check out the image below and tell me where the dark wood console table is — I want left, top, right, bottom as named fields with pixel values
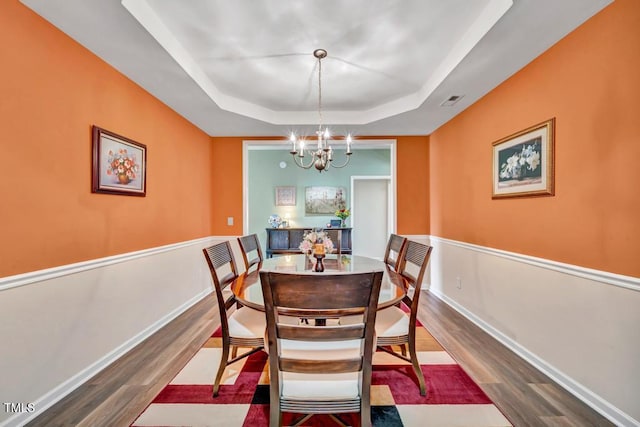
left=265, top=227, right=352, bottom=258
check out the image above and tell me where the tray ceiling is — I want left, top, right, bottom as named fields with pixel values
left=21, top=0, right=612, bottom=136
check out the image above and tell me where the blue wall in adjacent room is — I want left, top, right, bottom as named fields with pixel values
left=247, top=148, right=391, bottom=250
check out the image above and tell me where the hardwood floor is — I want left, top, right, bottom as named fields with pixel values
left=26, top=291, right=614, bottom=427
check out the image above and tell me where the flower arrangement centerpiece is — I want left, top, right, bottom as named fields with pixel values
left=299, top=229, right=335, bottom=255
left=106, top=148, right=139, bottom=185
left=335, top=208, right=351, bottom=227
left=499, top=142, right=541, bottom=181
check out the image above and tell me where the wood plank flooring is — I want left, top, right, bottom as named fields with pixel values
left=25, top=291, right=614, bottom=427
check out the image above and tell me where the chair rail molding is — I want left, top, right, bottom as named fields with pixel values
left=0, top=236, right=245, bottom=292
left=428, top=236, right=639, bottom=292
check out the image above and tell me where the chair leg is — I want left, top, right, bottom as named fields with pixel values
left=269, top=404, right=282, bottom=427
left=400, top=343, right=407, bottom=357
left=213, top=341, right=230, bottom=397
left=408, top=340, right=426, bottom=397
left=231, top=345, right=238, bottom=359
left=360, top=402, right=372, bottom=427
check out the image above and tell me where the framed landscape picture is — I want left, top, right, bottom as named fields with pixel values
left=92, top=126, right=147, bottom=196
left=492, top=118, right=555, bottom=199
left=305, top=186, right=346, bottom=215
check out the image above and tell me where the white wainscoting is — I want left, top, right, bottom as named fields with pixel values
left=0, top=236, right=241, bottom=427
left=427, top=236, right=640, bottom=427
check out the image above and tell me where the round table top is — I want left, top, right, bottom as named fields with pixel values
left=230, top=254, right=407, bottom=311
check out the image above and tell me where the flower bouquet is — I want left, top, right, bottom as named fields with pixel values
left=335, top=208, right=350, bottom=227
left=499, top=142, right=541, bottom=180
left=106, top=149, right=139, bottom=185
left=299, top=229, right=335, bottom=255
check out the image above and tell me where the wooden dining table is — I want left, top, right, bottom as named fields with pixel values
left=230, top=254, right=407, bottom=312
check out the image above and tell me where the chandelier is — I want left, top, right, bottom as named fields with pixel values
left=289, top=49, right=353, bottom=172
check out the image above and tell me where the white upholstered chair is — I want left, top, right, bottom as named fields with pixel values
left=375, top=241, right=433, bottom=396
left=203, top=241, right=266, bottom=397
left=260, top=270, right=383, bottom=427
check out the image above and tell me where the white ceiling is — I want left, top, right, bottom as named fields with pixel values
left=21, top=0, right=611, bottom=137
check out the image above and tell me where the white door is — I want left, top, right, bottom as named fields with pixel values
left=351, top=177, right=390, bottom=259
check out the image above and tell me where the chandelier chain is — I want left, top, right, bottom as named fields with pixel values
left=317, top=54, right=323, bottom=133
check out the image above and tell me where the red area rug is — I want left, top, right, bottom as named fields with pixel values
left=132, top=322, right=511, bottom=426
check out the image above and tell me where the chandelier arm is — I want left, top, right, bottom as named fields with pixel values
left=327, top=153, right=352, bottom=169
left=290, top=152, right=317, bottom=169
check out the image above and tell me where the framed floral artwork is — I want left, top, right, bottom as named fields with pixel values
left=492, top=118, right=555, bottom=199
left=92, top=125, right=147, bottom=196
left=275, top=186, right=296, bottom=206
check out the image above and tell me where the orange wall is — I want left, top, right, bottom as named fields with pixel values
left=210, top=136, right=430, bottom=236
left=430, top=0, right=640, bottom=277
left=0, top=2, right=213, bottom=277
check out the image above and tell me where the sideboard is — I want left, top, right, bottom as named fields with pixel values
left=265, top=227, right=352, bottom=258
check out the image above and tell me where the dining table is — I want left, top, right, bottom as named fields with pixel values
left=230, top=253, right=408, bottom=314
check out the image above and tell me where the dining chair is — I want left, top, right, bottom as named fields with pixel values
left=203, top=241, right=266, bottom=397
left=324, top=228, right=342, bottom=254
left=260, top=270, right=383, bottom=427
left=376, top=240, right=433, bottom=396
left=383, top=233, right=407, bottom=271
left=238, top=233, right=264, bottom=272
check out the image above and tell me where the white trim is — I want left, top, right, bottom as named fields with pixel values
left=242, top=138, right=396, bottom=235
left=0, top=289, right=211, bottom=427
left=429, top=236, right=640, bottom=292
left=404, top=234, right=430, bottom=243
left=430, top=289, right=639, bottom=427
left=0, top=236, right=217, bottom=292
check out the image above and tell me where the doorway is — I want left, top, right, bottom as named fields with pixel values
left=242, top=140, right=397, bottom=254
left=351, top=176, right=393, bottom=259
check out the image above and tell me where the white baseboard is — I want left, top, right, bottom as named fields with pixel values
left=430, top=288, right=639, bottom=427
left=1, top=289, right=210, bottom=427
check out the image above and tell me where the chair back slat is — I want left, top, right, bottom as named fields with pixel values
left=280, top=358, right=362, bottom=374
left=384, top=233, right=407, bottom=270
left=397, top=241, right=433, bottom=303
left=277, top=324, right=365, bottom=341
left=204, top=242, right=236, bottom=272
left=202, top=241, right=239, bottom=317
left=237, top=234, right=264, bottom=271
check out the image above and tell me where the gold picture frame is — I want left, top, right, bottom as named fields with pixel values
left=492, top=118, right=555, bottom=199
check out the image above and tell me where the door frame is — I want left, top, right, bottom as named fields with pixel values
left=242, top=139, right=397, bottom=235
